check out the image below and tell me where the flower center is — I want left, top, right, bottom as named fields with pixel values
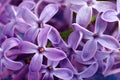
left=39, top=23, right=43, bottom=28
left=38, top=47, right=44, bottom=53
left=93, top=33, right=99, bottom=38
left=47, top=66, right=53, bottom=71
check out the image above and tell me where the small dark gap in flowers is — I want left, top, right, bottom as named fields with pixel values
left=10, top=0, right=23, bottom=6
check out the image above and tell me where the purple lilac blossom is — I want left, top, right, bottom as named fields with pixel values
left=0, top=0, right=120, bottom=80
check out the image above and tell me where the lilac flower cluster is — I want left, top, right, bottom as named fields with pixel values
left=0, top=0, right=120, bottom=80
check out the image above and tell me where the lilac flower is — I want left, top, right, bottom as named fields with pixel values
left=95, top=50, right=120, bottom=76
left=40, top=60, right=73, bottom=80
left=101, top=0, right=120, bottom=40
left=72, top=13, right=119, bottom=61
left=0, top=38, right=23, bottom=74
left=19, top=27, right=66, bottom=80
left=21, top=3, right=58, bottom=42
left=3, top=1, right=35, bottom=37
left=71, top=0, right=115, bottom=27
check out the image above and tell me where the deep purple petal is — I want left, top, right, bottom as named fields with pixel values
left=101, top=9, right=118, bottom=22
left=19, top=1, right=35, bottom=10
left=97, top=35, right=120, bottom=50
left=29, top=53, right=42, bottom=72
left=44, top=48, right=66, bottom=61
left=24, top=27, right=39, bottom=43
left=3, top=56, right=23, bottom=70
left=82, top=39, right=97, bottom=61
left=21, top=8, right=38, bottom=27
left=72, top=23, right=93, bottom=39
left=68, top=31, right=83, bottom=49
left=1, top=38, right=19, bottom=52
left=39, top=4, right=58, bottom=23
left=94, top=1, right=116, bottom=12
left=53, top=68, right=73, bottom=80
left=94, top=13, right=107, bottom=34
left=19, top=41, right=38, bottom=53
left=42, top=73, right=53, bottom=80
left=37, top=26, right=51, bottom=47
left=76, top=6, right=92, bottom=27
left=79, top=62, right=98, bottom=78
left=48, top=26, right=61, bottom=44
left=28, top=71, right=40, bottom=80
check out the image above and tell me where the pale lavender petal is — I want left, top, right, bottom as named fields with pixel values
left=70, top=0, right=86, bottom=5
left=19, top=41, right=38, bottom=53
left=82, top=39, right=97, bottom=61
left=95, top=51, right=109, bottom=60
left=24, top=27, right=39, bottom=43
left=72, top=23, right=93, bottom=39
left=117, top=0, right=120, bottom=13
left=1, top=38, right=19, bottom=52
left=103, top=56, right=114, bottom=74
left=29, top=54, right=43, bottom=72
left=39, top=4, right=58, bottom=23
left=37, top=26, right=51, bottom=47
left=94, top=1, right=116, bottom=12
left=28, top=71, right=40, bottom=80
left=53, top=68, right=73, bottom=80
left=21, top=8, right=38, bottom=27
left=79, top=62, right=98, bottom=78
left=76, top=6, right=92, bottom=27
left=42, top=73, right=53, bottom=80
left=19, top=1, right=35, bottom=10
left=3, top=21, right=15, bottom=37
left=44, top=48, right=66, bottom=61
left=97, top=35, right=120, bottom=50
left=101, top=9, right=118, bottom=22
left=47, top=60, right=59, bottom=68
left=15, top=21, right=30, bottom=33
left=94, top=13, right=107, bottom=34
left=3, top=56, right=23, bottom=70
left=68, top=31, right=82, bottom=49
left=48, top=26, right=61, bottom=44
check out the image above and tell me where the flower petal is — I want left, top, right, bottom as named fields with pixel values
left=19, top=1, right=35, bottom=10
left=39, top=4, right=58, bottom=23
left=76, top=6, right=92, bottom=27
left=103, top=56, right=114, bottom=75
left=68, top=31, right=83, bottom=49
left=44, top=48, right=66, bottom=61
left=81, top=39, right=97, bottom=61
left=29, top=54, right=43, bottom=72
left=19, top=41, right=38, bottom=54
left=94, top=13, right=107, bottom=34
left=117, top=0, right=120, bottom=13
left=53, top=68, right=73, bottom=80
left=47, top=60, right=59, bottom=68
left=101, top=9, right=118, bottom=22
left=3, top=56, right=23, bottom=70
left=48, top=26, right=61, bottom=44
left=28, top=71, right=40, bottom=80
left=42, top=73, right=53, bottom=80
left=3, top=21, right=15, bottom=37
left=24, top=27, right=39, bottom=43
left=97, top=35, right=120, bottom=50
left=94, top=1, right=116, bottom=12
left=21, top=8, right=38, bottom=27
left=79, top=62, right=98, bottom=78
left=72, top=23, right=93, bottom=39
left=37, top=26, right=51, bottom=47
left=1, top=38, right=19, bottom=52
